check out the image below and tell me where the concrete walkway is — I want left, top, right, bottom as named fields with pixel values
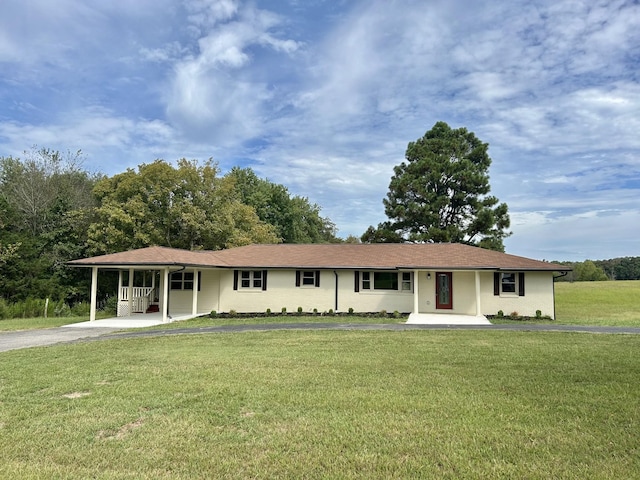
left=2, top=322, right=640, bottom=353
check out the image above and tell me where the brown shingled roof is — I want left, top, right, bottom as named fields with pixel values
left=69, top=244, right=569, bottom=271
left=68, top=246, right=227, bottom=267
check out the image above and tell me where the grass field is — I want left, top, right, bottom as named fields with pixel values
left=554, top=280, right=640, bottom=326
left=1, top=330, right=638, bottom=478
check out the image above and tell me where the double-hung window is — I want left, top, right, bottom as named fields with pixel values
left=241, top=270, right=263, bottom=289
left=296, top=270, right=320, bottom=287
left=233, top=270, right=267, bottom=291
left=171, top=272, right=194, bottom=290
left=501, top=273, right=517, bottom=293
left=494, top=272, right=525, bottom=296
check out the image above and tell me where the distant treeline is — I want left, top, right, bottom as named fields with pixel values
left=554, top=257, right=640, bottom=282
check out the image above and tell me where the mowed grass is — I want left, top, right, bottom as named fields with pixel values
left=0, top=315, right=95, bottom=331
left=555, top=280, right=640, bottom=326
left=1, top=330, right=638, bottom=478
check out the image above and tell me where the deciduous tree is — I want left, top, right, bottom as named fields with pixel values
left=87, top=159, right=279, bottom=254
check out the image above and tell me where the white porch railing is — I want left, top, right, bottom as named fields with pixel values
left=118, top=287, right=155, bottom=316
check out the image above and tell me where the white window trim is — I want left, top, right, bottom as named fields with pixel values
left=499, top=272, right=518, bottom=296
left=240, top=270, right=263, bottom=289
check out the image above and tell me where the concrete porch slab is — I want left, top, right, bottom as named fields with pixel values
left=63, top=312, right=204, bottom=329
left=406, top=313, right=492, bottom=325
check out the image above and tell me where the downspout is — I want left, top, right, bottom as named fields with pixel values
left=334, top=270, right=339, bottom=312
left=552, top=271, right=568, bottom=320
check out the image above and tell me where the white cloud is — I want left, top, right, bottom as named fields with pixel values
left=0, top=0, right=639, bottom=259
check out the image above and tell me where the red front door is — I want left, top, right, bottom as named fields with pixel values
left=435, top=272, right=453, bottom=309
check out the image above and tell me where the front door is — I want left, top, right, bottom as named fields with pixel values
left=435, top=272, right=453, bottom=309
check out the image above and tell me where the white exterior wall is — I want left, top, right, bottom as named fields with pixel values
left=161, top=268, right=556, bottom=318
left=480, top=271, right=555, bottom=318
left=165, top=269, right=220, bottom=315
left=219, top=269, right=414, bottom=313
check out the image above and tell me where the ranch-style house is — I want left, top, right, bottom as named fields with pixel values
left=69, top=243, right=570, bottom=324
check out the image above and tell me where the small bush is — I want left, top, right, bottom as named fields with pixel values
left=297, top=306, right=303, bottom=314
left=210, top=310, right=218, bottom=318
left=327, top=309, right=334, bottom=316
left=497, top=310, right=504, bottom=318
left=535, top=309, right=542, bottom=319
left=266, top=308, right=271, bottom=315
left=103, top=296, right=118, bottom=316
left=348, top=307, right=354, bottom=314
left=229, top=309, right=237, bottom=317
left=393, top=310, right=401, bottom=318
left=379, top=310, right=388, bottom=317
left=510, top=311, right=520, bottom=319
left=281, top=307, right=287, bottom=314
left=313, top=308, right=318, bottom=315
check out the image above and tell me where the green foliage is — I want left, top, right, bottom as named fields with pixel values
left=0, top=297, right=90, bottom=320
left=348, top=307, right=354, bottom=314
left=362, top=121, right=511, bottom=251
left=535, top=310, right=542, bottom=319
left=497, top=310, right=504, bottom=318
left=594, top=256, right=640, bottom=280
left=556, top=260, right=609, bottom=282
left=281, top=307, right=287, bottom=314
left=266, top=308, right=272, bottom=315
left=0, top=148, right=100, bottom=303
left=297, top=306, right=303, bottom=314
left=210, top=310, right=218, bottom=318
left=87, top=159, right=279, bottom=254
left=227, top=167, right=338, bottom=243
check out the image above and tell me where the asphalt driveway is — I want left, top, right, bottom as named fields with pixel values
left=2, top=322, right=640, bottom=353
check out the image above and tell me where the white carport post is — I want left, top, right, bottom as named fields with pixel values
left=128, top=268, right=134, bottom=316
left=162, top=267, right=169, bottom=323
left=413, top=269, right=420, bottom=314
left=192, top=269, right=199, bottom=316
left=89, top=266, right=98, bottom=322
left=475, top=271, right=482, bottom=316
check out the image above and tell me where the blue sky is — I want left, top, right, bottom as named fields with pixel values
left=1, top=0, right=639, bottom=261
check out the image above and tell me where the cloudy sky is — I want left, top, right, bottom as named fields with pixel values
left=1, top=0, right=639, bottom=261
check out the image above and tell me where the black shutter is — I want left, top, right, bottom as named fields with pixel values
left=295, top=270, right=301, bottom=287
left=518, top=272, right=525, bottom=296
left=315, top=270, right=321, bottom=287
left=262, top=270, right=268, bottom=291
left=233, top=270, right=238, bottom=290
left=354, top=271, right=360, bottom=292
left=494, top=272, right=500, bottom=296
left=198, top=271, right=201, bottom=292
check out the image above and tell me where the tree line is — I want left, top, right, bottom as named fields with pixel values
left=554, top=258, right=640, bottom=282
left=0, top=148, right=338, bottom=304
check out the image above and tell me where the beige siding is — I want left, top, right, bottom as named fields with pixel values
left=197, top=269, right=220, bottom=313
left=220, top=269, right=414, bottom=314
left=480, top=271, right=555, bottom=318
left=205, top=268, right=556, bottom=318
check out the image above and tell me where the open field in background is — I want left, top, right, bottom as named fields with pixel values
left=1, top=330, right=639, bottom=479
left=0, top=280, right=639, bottom=331
left=554, top=280, right=640, bottom=326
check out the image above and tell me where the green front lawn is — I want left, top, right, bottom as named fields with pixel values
left=1, top=330, right=638, bottom=478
